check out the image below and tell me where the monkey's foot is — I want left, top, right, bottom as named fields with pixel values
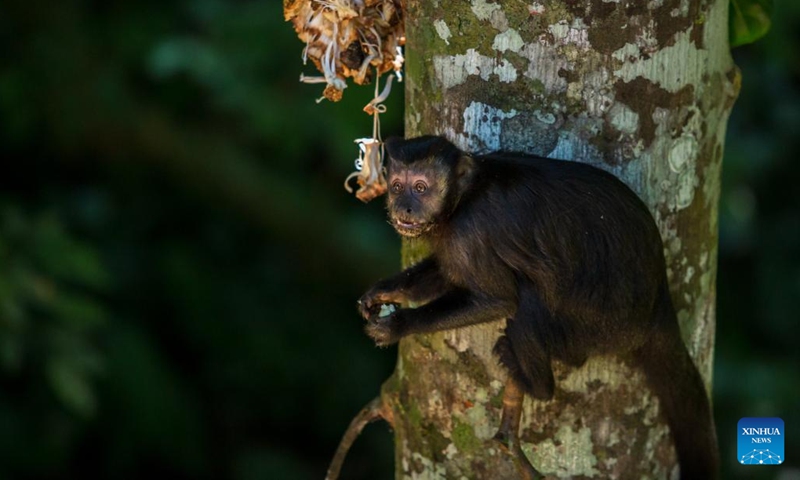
left=494, top=378, right=541, bottom=480
left=493, top=430, right=540, bottom=480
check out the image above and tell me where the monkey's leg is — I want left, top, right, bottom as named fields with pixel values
left=502, top=283, right=558, bottom=400
left=493, top=377, right=540, bottom=480
left=503, top=317, right=556, bottom=401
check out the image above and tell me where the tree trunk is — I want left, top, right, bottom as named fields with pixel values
left=379, top=0, right=739, bottom=478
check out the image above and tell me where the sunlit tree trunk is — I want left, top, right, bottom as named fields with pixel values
left=380, top=0, right=739, bottom=477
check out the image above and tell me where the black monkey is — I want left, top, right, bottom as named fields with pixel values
left=358, top=135, right=719, bottom=479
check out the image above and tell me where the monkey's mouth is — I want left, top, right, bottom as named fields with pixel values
left=391, top=219, right=432, bottom=237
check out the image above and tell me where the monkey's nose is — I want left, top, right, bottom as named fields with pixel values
left=406, top=208, right=412, bottom=214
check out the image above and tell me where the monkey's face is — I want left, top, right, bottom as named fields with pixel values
left=386, top=161, right=450, bottom=238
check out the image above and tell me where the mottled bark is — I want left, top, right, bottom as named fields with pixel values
left=378, top=0, right=739, bottom=478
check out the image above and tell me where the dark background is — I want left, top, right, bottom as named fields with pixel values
left=0, top=1, right=797, bottom=479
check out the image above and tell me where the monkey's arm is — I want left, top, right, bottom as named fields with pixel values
left=365, top=288, right=514, bottom=346
left=358, top=257, right=449, bottom=318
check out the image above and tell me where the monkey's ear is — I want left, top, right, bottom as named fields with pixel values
left=456, top=154, right=476, bottom=193
left=384, top=136, right=404, bottom=161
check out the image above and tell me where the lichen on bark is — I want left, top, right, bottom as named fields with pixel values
left=382, top=0, right=738, bottom=478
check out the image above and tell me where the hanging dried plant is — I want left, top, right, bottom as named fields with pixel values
left=342, top=73, right=395, bottom=202
left=344, top=138, right=386, bottom=202
left=284, top=0, right=405, bottom=102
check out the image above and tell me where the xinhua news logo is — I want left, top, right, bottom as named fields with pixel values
left=738, top=417, right=784, bottom=465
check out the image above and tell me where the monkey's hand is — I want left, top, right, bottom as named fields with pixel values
left=364, top=310, right=406, bottom=347
left=357, top=285, right=405, bottom=320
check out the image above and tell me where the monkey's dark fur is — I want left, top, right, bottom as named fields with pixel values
left=359, top=135, right=719, bottom=479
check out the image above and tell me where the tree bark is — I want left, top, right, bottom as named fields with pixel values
left=379, top=0, right=739, bottom=478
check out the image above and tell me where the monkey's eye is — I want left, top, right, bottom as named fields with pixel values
left=391, top=181, right=404, bottom=194
left=413, top=181, right=428, bottom=194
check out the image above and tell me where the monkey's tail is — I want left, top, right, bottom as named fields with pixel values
left=633, top=283, right=719, bottom=480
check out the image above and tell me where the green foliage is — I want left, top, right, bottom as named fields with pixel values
left=730, top=0, right=773, bottom=47
left=0, top=1, right=399, bottom=478
left=0, top=205, right=108, bottom=418
left=716, top=4, right=800, bottom=475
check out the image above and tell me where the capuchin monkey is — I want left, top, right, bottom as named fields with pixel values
left=358, top=135, right=719, bottom=479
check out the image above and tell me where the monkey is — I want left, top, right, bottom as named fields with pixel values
left=357, top=135, right=719, bottom=479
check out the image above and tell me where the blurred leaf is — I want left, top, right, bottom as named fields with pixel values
left=0, top=202, right=108, bottom=423
left=148, top=37, right=234, bottom=91
left=33, top=217, right=110, bottom=290
left=46, top=359, right=97, bottom=417
left=103, top=324, right=206, bottom=474
left=50, top=292, right=107, bottom=330
left=0, top=335, right=23, bottom=373
left=0, top=274, right=25, bottom=330
left=0, top=70, right=38, bottom=145
left=730, top=0, right=773, bottom=47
